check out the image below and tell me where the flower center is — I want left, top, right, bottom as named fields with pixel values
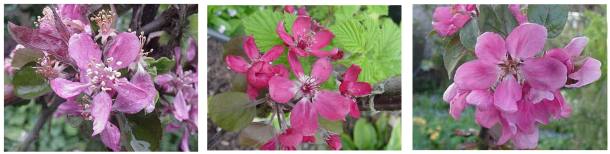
left=295, top=32, right=315, bottom=51
left=90, top=9, right=115, bottom=35
left=86, top=57, right=122, bottom=91
left=299, top=76, right=319, bottom=97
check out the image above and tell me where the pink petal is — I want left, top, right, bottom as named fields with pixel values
left=506, top=23, right=547, bottom=59
left=454, top=60, right=498, bottom=90
left=313, top=91, right=351, bottom=121
left=104, top=32, right=141, bottom=69
left=311, top=48, right=339, bottom=58
left=508, top=5, right=528, bottom=25
left=521, top=57, right=567, bottom=91
left=311, top=58, right=332, bottom=84
left=475, top=108, right=499, bottom=128
left=180, top=127, right=190, bottom=151
left=513, top=128, right=539, bottom=149
left=493, top=75, right=521, bottom=113
left=348, top=101, right=361, bottom=118
left=475, top=32, right=507, bottom=64
left=340, top=81, right=372, bottom=97
left=58, top=4, right=89, bottom=23
left=277, top=21, right=294, bottom=46
left=311, top=29, right=334, bottom=49
left=114, top=70, right=156, bottom=114
left=290, top=99, right=319, bottom=136
left=261, top=45, right=284, bottom=62
left=326, top=134, right=342, bottom=150
left=268, top=76, right=296, bottom=103
left=450, top=13, right=471, bottom=28
left=288, top=49, right=304, bottom=78
left=113, top=80, right=149, bottom=108
left=526, top=88, right=554, bottom=103
left=291, top=16, right=313, bottom=39
left=243, top=36, right=261, bottom=61
left=246, top=84, right=260, bottom=100
left=68, top=33, right=102, bottom=69
left=173, top=90, right=190, bottom=121
left=545, top=48, right=573, bottom=73
left=449, top=92, right=468, bottom=119
left=247, top=62, right=274, bottom=89
left=225, top=55, right=250, bottom=73
left=564, top=37, right=588, bottom=57
left=8, top=22, right=68, bottom=58
left=92, top=92, right=112, bottom=136
left=297, top=6, right=309, bottom=16
left=443, top=83, right=458, bottom=102
left=433, top=21, right=458, bottom=36
left=50, top=78, right=89, bottom=99
left=55, top=98, right=83, bottom=117
left=100, top=123, right=121, bottom=151
left=432, top=7, right=452, bottom=24
left=566, top=57, right=601, bottom=88
left=466, top=89, right=493, bottom=109
left=154, top=73, right=175, bottom=92
left=186, top=37, right=197, bottom=62
left=278, top=128, right=304, bottom=149
left=497, top=118, right=517, bottom=145
left=342, top=64, right=362, bottom=82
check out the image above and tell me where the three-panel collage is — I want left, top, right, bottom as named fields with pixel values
left=0, top=0, right=608, bottom=153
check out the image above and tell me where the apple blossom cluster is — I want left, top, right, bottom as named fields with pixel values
left=432, top=4, right=477, bottom=36
left=224, top=6, right=372, bottom=150
left=436, top=5, right=602, bottom=149
left=7, top=4, right=196, bottom=151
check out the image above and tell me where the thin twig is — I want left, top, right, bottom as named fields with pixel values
left=17, top=96, right=62, bottom=151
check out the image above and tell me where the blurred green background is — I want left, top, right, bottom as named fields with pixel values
left=413, top=5, right=607, bottom=150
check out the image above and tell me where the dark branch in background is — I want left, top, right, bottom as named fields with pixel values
left=141, top=4, right=197, bottom=35
left=357, top=76, right=401, bottom=111
left=17, top=96, right=62, bottom=151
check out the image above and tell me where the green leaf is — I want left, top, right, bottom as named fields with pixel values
left=442, top=37, right=468, bottom=79
left=459, top=18, right=480, bottom=51
left=335, top=18, right=401, bottom=84
left=478, top=5, right=518, bottom=37
left=365, top=6, right=388, bottom=18
left=209, top=92, right=256, bottom=131
left=144, top=57, right=175, bottom=74
left=385, top=120, right=401, bottom=150
left=242, top=9, right=295, bottom=52
left=375, top=112, right=390, bottom=148
left=334, top=5, right=361, bottom=23
left=126, top=111, right=163, bottom=151
left=11, top=47, right=44, bottom=69
left=353, top=118, right=378, bottom=150
left=527, top=5, right=568, bottom=38
left=12, top=63, right=51, bottom=99
left=237, top=122, right=275, bottom=148
left=340, top=133, right=356, bottom=150
left=319, top=117, right=343, bottom=134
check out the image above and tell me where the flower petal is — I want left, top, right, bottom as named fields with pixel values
left=348, top=101, right=360, bottom=118
left=173, top=90, right=190, bottom=121
left=278, top=128, right=304, bottom=149
left=268, top=76, right=296, bottom=103
left=506, top=23, right=547, bottom=59
left=50, top=78, right=89, bottom=98
left=475, top=32, right=507, bottom=64
left=113, top=70, right=156, bottom=114
left=497, top=118, right=517, bottom=145
left=186, top=37, right=197, bottom=62
left=493, top=75, right=521, bottom=113
left=311, top=29, right=334, bottom=49
left=513, top=128, right=539, bottom=149
left=314, top=91, right=351, bottom=121
left=342, top=64, right=362, bottom=82
left=261, top=45, right=284, bottom=62
left=521, top=57, right=567, bottom=91
left=311, top=58, right=332, bottom=84
left=225, top=55, right=249, bottom=73
left=311, top=48, right=339, bottom=58
left=8, top=22, right=68, bottom=58
left=566, top=57, right=601, bottom=88
left=564, top=37, right=588, bottom=57
left=340, top=81, right=372, bottom=97
left=466, top=89, right=493, bottom=109
left=100, top=123, right=121, bottom=151
left=55, top=98, right=83, bottom=117
left=92, top=92, right=112, bottom=136
left=454, top=60, right=498, bottom=90
left=243, top=36, right=261, bottom=61
left=449, top=92, right=468, bottom=119
left=246, top=84, right=260, bottom=100
left=154, top=73, right=175, bottom=92
left=247, top=62, right=274, bottom=89
left=475, top=108, right=500, bottom=128
left=526, top=88, right=554, bottom=103
left=288, top=49, right=304, bottom=78
left=180, top=127, right=190, bottom=151
left=290, top=99, right=319, bottom=136
left=432, top=7, right=452, bottom=24
left=291, top=16, right=312, bottom=39
left=508, top=4, right=528, bottom=25
left=326, top=134, right=342, bottom=150
left=277, top=21, right=294, bottom=46
left=104, top=32, right=141, bottom=69
left=68, top=33, right=102, bottom=69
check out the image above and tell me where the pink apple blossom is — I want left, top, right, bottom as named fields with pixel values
left=545, top=37, right=602, bottom=88
left=284, top=6, right=309, bottom=16
left=268, top=51, right=351, bottom=135
left=508, top=4, right=528, bottom=25
left=339, top=64, right=372, bottom=118
left=225, top=36, right=288, bottom=99
left=325, top=134, right=342, bottom=150
left=432, top=4, right=477, bottom=36
left=277, top=16, right=338, bottom=57
left=260, top=128, right=315, bottom=150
